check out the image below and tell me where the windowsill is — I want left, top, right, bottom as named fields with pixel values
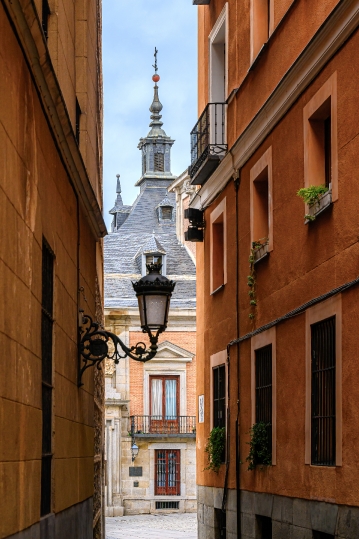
left=210, top=283, right=225, bottom=296
left=305, top=189, right=332, bottom=224
left=253, top=243, right=269, bottom=264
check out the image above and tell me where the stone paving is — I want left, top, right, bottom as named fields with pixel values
left=106, top=513, right=198, bottom=539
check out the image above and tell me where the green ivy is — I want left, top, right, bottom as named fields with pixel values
left=247, top=238, right=268, bottom=320
left=204, top=427, right=226, bottom=473
left=246, top=422, right=272, bottom=471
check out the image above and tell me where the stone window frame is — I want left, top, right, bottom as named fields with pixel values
left=251, top=326, right=277, bottom=465
left=303, top=72, right=338, bottom=203
left=250, top=146, right=273, bottom=254
left=210, top=350, right=228, bottom=431
left=148, top=442, right=188, bottom=499
left=143, top=361, right=189, bottom=418
left=305, top=294, right=342, bottom=466
left=210, top=197, right=227, bottom=295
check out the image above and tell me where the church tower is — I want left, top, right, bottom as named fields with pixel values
left=137, top=48, right=175, bottom=185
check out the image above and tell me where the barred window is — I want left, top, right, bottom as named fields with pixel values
left=213, top=365, right=225, bottom=429
left=311, top=316, right=336, bottom=466
left=41, top=239, right=54, bottom=516
left=255, top=344, right=272, bottom=452
left=155, top=450, right=180, bottom=495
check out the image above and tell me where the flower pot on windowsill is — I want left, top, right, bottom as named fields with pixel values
left=305, top=189, right=332, bottom=224
left=253, top=242, right=269, bottom=264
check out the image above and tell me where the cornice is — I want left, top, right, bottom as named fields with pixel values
left=191, top=0, right=359, bottom=210
left=2, top=0, right=107, bottom=239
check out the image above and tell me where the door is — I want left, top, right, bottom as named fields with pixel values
left=155, top=449, right=180, bottom=495
left=150, top=376, right=179, bottom=433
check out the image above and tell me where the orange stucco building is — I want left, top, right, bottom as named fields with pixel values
left=191, top=1, right=359, bottom=538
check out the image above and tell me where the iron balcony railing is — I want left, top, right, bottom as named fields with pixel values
left=189, top=102, right=227, bottom=185
left=130, top=415, right=196, bottom=436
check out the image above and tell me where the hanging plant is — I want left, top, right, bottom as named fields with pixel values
left=204, top=426, right=226, bottom=473
left=247, top=238, right=268, bottom=320
left=297, top=185, right=329, bottom=222
left=246, top=422, right=272, bottom=471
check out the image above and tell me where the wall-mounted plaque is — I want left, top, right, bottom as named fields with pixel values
left=129, top=467, right=143, bottom=477
left=198, top=394, right=204, bottom=423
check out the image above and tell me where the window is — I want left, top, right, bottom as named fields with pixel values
left=250, top=147, right=273, bottom=256
left=75, top=98, right=81, bottom=145
left=42, top=0, right=50, bottom=40
left=255, top=344, right=272, bottom=455
left=142, top=153, right=147, bottom=175
left=154, top=153, right=164, bottom=172
left=303, top=72, right=338, bottom=201
left=156, top=501, right=179, bottom=510
left=251, top=0, right=273, bottom=63
left=41, top=240, right=54, bottom=516
left=213, top=365, right=226, bottom=428
left=256, top=515, right=272, bottom=539
left=214, top=508, right=226, bottom=539
left=251, top=327, right=276, bottom=464
left=210, top=198, right=227, bottom=294
left=161, top=207, right=172, bottom=220
left=311, top=317, right=336, bottom=466
left=146, top=254, right=162, bottom=268
left=305, top=295, right=342, bottom=466
left=150, top=375, right=179, bottom=433
left=312, top=532, right=334, bottom=539
left=155, top=450, right=180, bottom=495
left=209, top=4, right=227, bottom=103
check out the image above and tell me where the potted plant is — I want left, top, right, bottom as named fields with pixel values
left=246, top=422, right=272, bottom=471
left=204, top=426, right=226, bottom=473
left=297, top=184, right=331, bottom=222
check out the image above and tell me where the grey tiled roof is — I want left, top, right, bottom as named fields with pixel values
left=104, top=179, right=196, bottom=310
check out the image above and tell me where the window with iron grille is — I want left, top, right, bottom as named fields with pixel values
left=41, top=240, right=54, bottom=516
left=311, top=316, right=336, bottom=466
left=154, top=153, right=164, bottom=172
left=255, top=344, right=272, bottom=452
left=155, top=501, right=179, bottom=510
left=213, top=365, right=225, bottom=429
left=155, top=450, right=180, bottom=495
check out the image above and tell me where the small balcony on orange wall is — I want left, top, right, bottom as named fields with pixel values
left=129, top=415, right=196, bottom=438
left=189, top=102, right=227, bottom=186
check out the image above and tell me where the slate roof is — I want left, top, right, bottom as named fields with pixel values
left=104, top=180, right=196, bottom=310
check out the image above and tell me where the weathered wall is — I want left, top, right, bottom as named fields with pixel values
left=0, top=0, right=103, bottom=535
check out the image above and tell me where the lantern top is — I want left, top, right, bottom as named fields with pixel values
left=132, top=264, right=175, bottom=295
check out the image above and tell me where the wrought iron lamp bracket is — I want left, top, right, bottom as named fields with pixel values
left=78, top=311, right=160, bottom=386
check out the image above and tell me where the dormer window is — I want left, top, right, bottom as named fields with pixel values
left=161, top=207, right=172, bottom=220
left=146, top=254, right=163, bottom=269
left=143, top=253, right=166, bottom=276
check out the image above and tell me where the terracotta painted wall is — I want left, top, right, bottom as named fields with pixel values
left=196, top=0, right=359, bottom=508
left=0, top=0, right=102, bottom=536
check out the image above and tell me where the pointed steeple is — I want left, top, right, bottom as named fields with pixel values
left=115, top=174, right=123, bottom=206
left=137, top=48, right=175, bottom=186
left=109, top=174, right=131, bottom=232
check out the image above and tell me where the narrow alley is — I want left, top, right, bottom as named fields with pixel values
left=106, top=513, right=198, bottom=539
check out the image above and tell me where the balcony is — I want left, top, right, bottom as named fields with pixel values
left=189, top=102, right=227, bottom=186
left=130, top=415, right=196, bottom=438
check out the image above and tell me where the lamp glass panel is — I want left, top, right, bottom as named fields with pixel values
left=142, top=294, right=168, bottom=328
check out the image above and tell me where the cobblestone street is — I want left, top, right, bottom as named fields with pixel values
left=106, top=513, right=198, bottom=539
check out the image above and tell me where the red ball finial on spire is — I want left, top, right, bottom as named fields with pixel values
left=152, top=74, right=160, bottom=83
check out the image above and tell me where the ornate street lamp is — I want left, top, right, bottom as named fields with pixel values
left=78, top=263, right=175, bottom=386
left=131, top=442, right=139, bottom=462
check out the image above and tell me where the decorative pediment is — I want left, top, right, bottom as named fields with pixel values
left=153, top=340, right=194, bottom=362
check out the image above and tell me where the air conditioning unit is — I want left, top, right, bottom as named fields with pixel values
left=185, top=227, right=204, bottom=243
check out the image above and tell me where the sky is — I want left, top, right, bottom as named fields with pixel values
left=102, top=1, right=198, bottom=230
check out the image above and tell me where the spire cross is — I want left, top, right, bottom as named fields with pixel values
left=152, top=47, right=158, bottom=73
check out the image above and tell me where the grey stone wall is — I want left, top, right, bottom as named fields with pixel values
left=197, top=486, right=237, bottom=539
left=240, top=490, right=359, bottom=538
left=6, top=498, right=93, bottom=539
left=197, top=488, right=359, bottom=539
